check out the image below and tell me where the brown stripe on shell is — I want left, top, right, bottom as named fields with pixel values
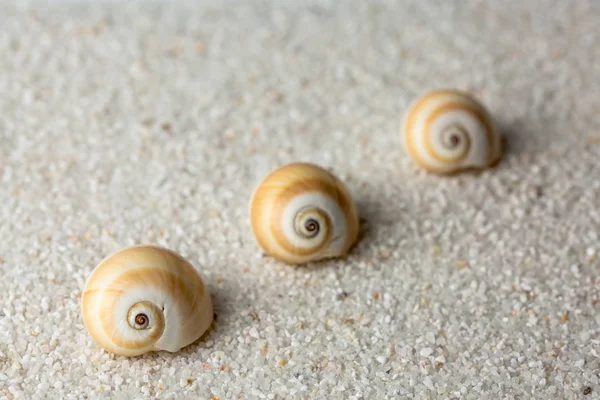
left=403, top=90, right=498, bottom=174
left=269, top=179, right=334, bottom=257
left=249, top=163, right=359, bottom=263
left=422, top=103, right=476, bottom=163
left=97, top=268, right=180, bottom=351
left=403, top=91, right=443, bottom=172
left=81, top=246, right=209, bottom=356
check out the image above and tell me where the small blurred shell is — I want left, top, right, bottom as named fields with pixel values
left=81, top=245, right=213, bottom=357
left=402, top=89, right=501, bottom=174
left=249, top=163, right=360, bottom=264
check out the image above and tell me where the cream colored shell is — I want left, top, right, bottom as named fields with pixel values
left=402, top=89, right=501, bottom=174
left=249, top=163, right=360, bottom=264
left=81, top=245, right=213, bottom=357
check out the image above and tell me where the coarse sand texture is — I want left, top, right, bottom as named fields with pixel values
left=1, top=1, right=600, bottom=399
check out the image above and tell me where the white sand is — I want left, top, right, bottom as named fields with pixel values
left=1, top=0, right=600, bottom=398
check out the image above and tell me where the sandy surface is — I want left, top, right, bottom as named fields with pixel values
left=1, top=0, right=600, bottom=399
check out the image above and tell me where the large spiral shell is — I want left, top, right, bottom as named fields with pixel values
left=81, top=245, right=213, bottom=357
left=402, top=89, right=501, bottom=174
left=249, top=163, right=360, bottom=264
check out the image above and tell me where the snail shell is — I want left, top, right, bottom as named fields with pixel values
left=249, top=162, right=360, bottom=264
left=81, top=245, right=213, bottom=357
left=402, top=89, right=501, bottom=174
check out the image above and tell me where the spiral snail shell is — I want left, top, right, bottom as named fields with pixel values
left=402, top=89, right=501, bottom=174
left=81, top=245, right=213, bottom=357
left=249, top=162, right=360, bottom=264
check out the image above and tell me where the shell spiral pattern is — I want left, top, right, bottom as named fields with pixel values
left=81, top=245, right=213, bottom=357
left=402, top=89, right=501, bottom=174
left=249, top=163, right=360, bottom=264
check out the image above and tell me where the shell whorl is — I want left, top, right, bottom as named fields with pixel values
left=402, top=89, right=501, bottom=174
left=249, top=163, right=360, bottom=264
left=81, top=245, right=213, bottom=357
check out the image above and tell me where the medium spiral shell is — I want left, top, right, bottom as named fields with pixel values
left=81, top=245, right=213, bottom=357
left=249, top=163, right=360, bottom=264
left=402, top=89, right=501, bottom=174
